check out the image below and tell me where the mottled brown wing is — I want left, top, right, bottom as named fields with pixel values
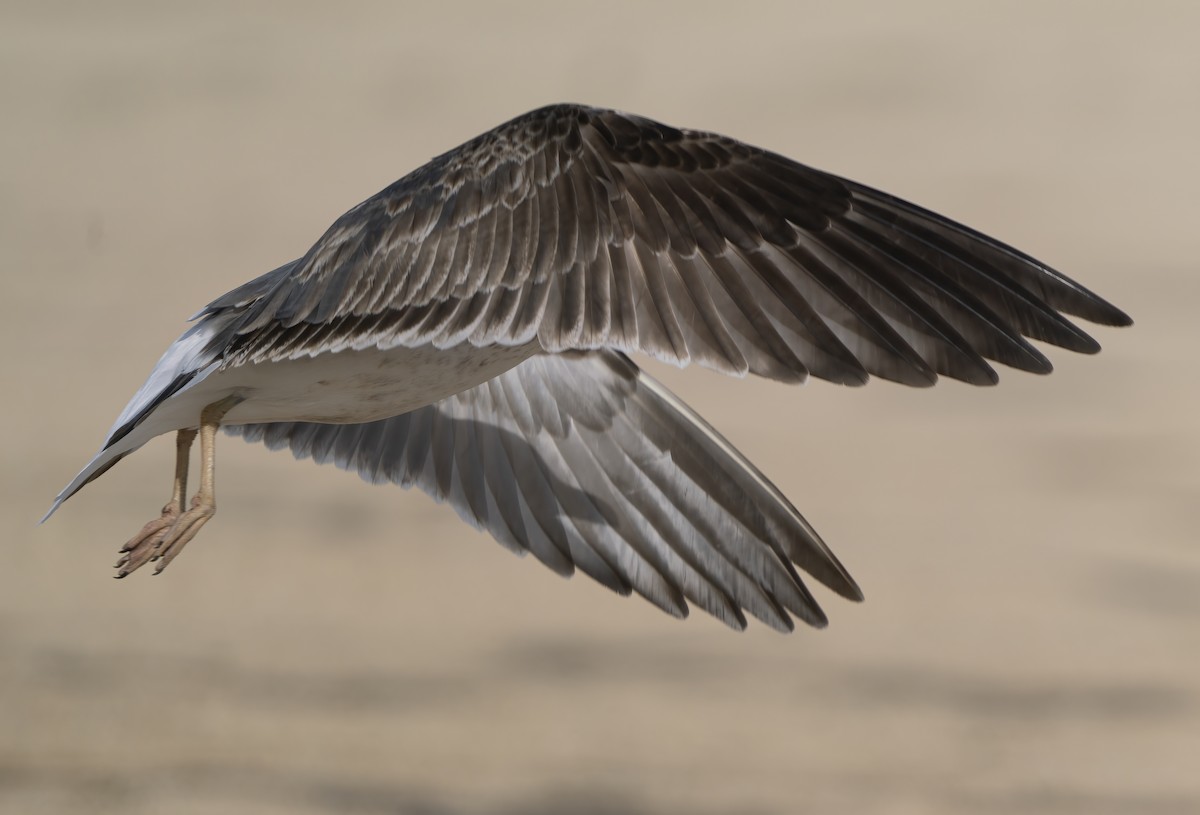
left=217, top=104, right=1130, bottom=386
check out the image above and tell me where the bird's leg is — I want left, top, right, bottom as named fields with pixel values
left=114, top=395, right=241, bottom=578
left=150, top=396, right=241, bottom=575
left=115, top=427, right=196, bottom=577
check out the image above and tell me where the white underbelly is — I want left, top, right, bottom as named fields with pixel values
left=202, top=342, right=538, bottom=425
left=46, top=337, right=544, bottom=522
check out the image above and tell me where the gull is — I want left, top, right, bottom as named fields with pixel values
left=43, top=104, right=1130, bottom=632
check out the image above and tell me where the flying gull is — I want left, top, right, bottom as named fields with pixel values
left=43, top=104, right=1131, bottom=632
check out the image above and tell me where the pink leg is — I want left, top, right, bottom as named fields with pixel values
left=115, top=427, right=196, bottom=578
left=114, top=396, right=240, bottom=577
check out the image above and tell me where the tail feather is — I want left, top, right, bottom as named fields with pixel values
left=41, top=314, right=232, bottom=522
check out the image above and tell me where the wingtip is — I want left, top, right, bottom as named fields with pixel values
left=826, top=568, right=865, bottom=604
left=818, top=550, right=865, bottom=603
left=1107, top=307, right=1134, bottom=328
left=1071, top=292, right=1133, bottom=329
left=801, top=603, right=830, bottom=630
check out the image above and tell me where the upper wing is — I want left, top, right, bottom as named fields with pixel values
left=225, top=350, right=862, bottom=632
left=216, top=104, right=1130, bottom=386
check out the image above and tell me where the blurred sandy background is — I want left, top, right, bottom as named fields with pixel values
left=3, top=2, right=1198, bottom=813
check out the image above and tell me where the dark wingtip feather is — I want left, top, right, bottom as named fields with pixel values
left=1099, top=304, right=1134, bottom=328
left=843, top=576, right=866, bottom=604
left=824, top=567, right=864, bottom=604
left=797, top=602, right=830, bottom=630
left=970, top=363, right=1000, bottom=386
left=1024, top=270, right=1133, bottom=329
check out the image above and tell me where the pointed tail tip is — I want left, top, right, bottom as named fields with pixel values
left=39, top=495, right=67, bottom=525
left=39, top=449, right=132, bottom=528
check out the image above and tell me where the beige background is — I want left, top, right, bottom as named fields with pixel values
left=3, top=2, right=1198, bottom=813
